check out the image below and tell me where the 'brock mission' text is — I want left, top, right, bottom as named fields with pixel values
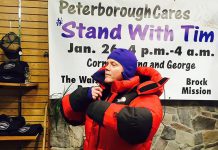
left=182, top=78, right=211, bottom=95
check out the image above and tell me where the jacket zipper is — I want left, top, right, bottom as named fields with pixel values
left=96, top=125, right=101, bottom=149
left=96, top=92, right=115, bottom=149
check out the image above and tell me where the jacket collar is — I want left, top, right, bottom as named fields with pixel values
left=135, top=67, right=169, bottom=96
left=111, top=76, right=139, bottom=93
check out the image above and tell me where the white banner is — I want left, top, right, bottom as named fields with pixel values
left=48, top=0, right=218, bottom=100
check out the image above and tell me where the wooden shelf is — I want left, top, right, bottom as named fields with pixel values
left=0, top=82, right=41, bottom=141
left=0, top=134, right=39, bottom=141
left=0, top=82, right=38, bottom=87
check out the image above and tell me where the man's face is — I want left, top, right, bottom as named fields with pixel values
left=104, top=59, right=124, bottom=83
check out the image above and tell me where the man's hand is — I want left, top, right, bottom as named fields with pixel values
left=91, top=86, right=103, bottom=100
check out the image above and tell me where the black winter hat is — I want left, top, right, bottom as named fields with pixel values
left=0, top=32, right=21, bottom=60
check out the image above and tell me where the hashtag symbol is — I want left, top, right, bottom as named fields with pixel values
left=56, top=18, right=63, bottom=26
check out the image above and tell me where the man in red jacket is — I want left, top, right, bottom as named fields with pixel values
left=61, top=48, right=168, bottom=150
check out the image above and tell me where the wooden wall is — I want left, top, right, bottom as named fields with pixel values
left=0, top=0, right=49, bottom=149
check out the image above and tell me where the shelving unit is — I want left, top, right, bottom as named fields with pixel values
left=0, top=82, right=38, bottom=87
left=0, top=0, right=49, bottom=149
left=0, top=134, right=39, bottom=141
left=0, top=82, right=40, bottom=141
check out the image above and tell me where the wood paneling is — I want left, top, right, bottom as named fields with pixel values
left=28, top=63, right=49, bottom=70
left=0, top=20, right=48, bottom=29
left=0, top=1, right=19, bottom=7
left=0, top=0, right=49, bottom=149
left=22, top=1, right=48, bottom=9
left=0, top=7, right=18, bottom=14
left=22, top=42, right=48, bottom=49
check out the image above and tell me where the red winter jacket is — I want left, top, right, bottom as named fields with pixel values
left=61, top=67, right=168, bottom=150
